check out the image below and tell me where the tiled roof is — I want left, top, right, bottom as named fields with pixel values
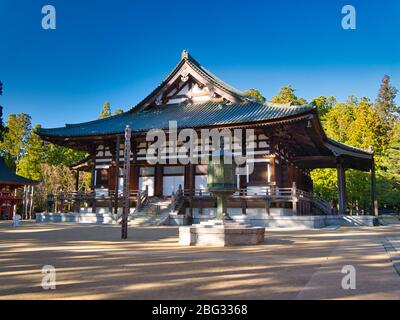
left=0, top=157, right=39, bottom=185
left=38, top=101, right=313, bottom=137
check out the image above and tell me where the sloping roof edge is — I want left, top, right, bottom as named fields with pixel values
left=0, top=157, right=39, bottom=186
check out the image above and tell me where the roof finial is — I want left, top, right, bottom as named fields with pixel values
left=181, top=49, right=189, bottom=60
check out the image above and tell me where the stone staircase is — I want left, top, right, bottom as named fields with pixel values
left=128, top=197, right=172, bottom=226
left=311, top=196, right=335, bottom=215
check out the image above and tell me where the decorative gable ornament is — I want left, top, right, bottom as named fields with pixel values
left=180, top=68, right=189, bottom=82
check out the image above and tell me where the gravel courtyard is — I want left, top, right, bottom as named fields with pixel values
left=1, top=221, right=400, bottom=300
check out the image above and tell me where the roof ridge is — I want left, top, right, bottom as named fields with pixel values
left=265, top=101, right=313, bottom=109
left=326, top=138, right=372, bottom=155
left=183, top=51, right=247, bottom=99
left=63, top=111, right=128, bottom=129
left=130, top=50, right=249, bottom=112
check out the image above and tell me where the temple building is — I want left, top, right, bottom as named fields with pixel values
left=37, top=51, right=377, bottom=225
left=0, top=157, right=38, bottom=220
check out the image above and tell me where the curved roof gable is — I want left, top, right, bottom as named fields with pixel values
left=132, top=50, right=249, bottom=112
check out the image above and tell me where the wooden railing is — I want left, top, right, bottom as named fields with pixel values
left=179, top=182, right=336, bottom=216
left=49, top=190, right=139, bottom=214
left=171, top=185, right=184, bottom=213
left=48, top=182, right=336, bottom=216
left=135, top=186, right=149, bottom=212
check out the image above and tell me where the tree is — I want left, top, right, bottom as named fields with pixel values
left=346, top=98, right=386, bottom=154
left=0, top=113, right=32, bottom=168
left=99, top=101, right=112, bottom=119
left=34, top=163, right=78, bottom=210
left=0, top=81, right=7, bottom=141
left=43, top=143, right=86, bottom=167
left=375, top=75, right=398, bottom=131
left=270, top=85, right=307, bottom=105
left=386, top=122, right=400, bottom=184
left=243, top=89, right=266, bottom=103
left=114, top=108, right=124, bottom=115
left=323, top=101, right=354, bottom=143
left=311, top=96, right=336, bottom=119
left=18, top=125, right=45, bottom=180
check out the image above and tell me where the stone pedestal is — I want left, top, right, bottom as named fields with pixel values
left=179, top=220, right=265, bottom=246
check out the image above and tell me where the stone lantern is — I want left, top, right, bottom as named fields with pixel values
left=178, top=137, right=265, bottom=246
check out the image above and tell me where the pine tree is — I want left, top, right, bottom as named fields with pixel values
left=99, top=101, right=112, bottom=119
left=243, top=89, right=266, bottom=103
left=270, top=85, right=307, bottom=105
left=375, top=75, right=398, bottom=132
left=18, top=125, right=44, bottom=180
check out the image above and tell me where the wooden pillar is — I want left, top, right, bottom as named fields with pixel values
left=29, top=186, right=34, bottom=219
left=114, top=135, right=120, bottom=215
left=91, top=148, right=96, bottom=191
left=75, top=169, right=80, bottom=191
left=189, top=163, right=194, bottom=217
left=131, top=139, right=139, bottom=192
left=337, top=160, right=347, bottom=215
left=269, top=157, right=276, bottom=185
left=265, top=187, right=270, bottom=216
left=184, top=164, right=191, bottom=191
left=292, top=181, right=297, bottom=215
left=155, top=164, right=163, bottom=197
left=371, top=155, right=378, bottom=217
left=22, top=185, right=27, bottom=220
left=90, top=145, right=97, bottom=213
left=288, top=164, right=294, bottom=188
left=268, top=136, right=277, bottom=185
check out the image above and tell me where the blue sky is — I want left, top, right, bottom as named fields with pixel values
left=0, top=0, right=399, bottom=128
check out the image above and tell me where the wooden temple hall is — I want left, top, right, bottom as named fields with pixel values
left=37, top=51, right=377, bottom=222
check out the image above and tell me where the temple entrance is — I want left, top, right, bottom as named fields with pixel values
left=139, top=167, right=155, bottom=196
left=163, top=176, right=184, bottom=196
left=162, top=166, right=184, bottom=196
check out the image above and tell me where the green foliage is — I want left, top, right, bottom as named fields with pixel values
left=99, top=101, right=112, bottom=119
left=270, top=85, right=307, bottom=105
left=310, top=96, right=336, bottom=119
left=43, top=143, right=86, bottom=167
left=243, top=89, right=266, bottom=103
left=0, top=113, right=32, bottom=165
left=323, top=102, right=354, bottom=142
left=311, top=168, right=337, bottom=201
left=0, top=80, right=6, bottom=141
left=17, top=125, right=44, bottom=180
left=114, top=108, right=124, bottom=115
left=386, top=122, right=400, bottom=182
left=311, top=78, right=399, bottom=211
left=375, top=75, right=398, bottom=131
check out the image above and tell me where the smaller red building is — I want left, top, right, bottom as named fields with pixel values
left=0, top=157, right=38, bottom=220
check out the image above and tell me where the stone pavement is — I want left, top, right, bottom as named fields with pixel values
left=0, top=221, right=400, bottom=300
left=382, top=236, right=400, bottom=276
